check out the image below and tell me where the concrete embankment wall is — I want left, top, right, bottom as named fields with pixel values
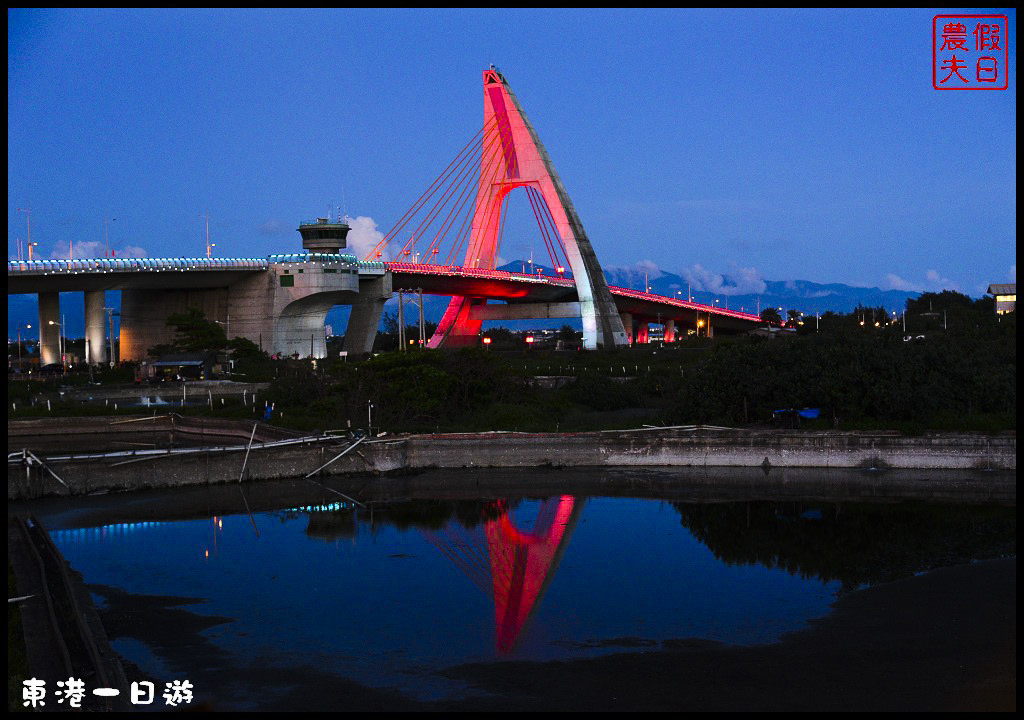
left=398, top=430, right=1016, bottom=472
left=7, top=418, right=1015, bottom=500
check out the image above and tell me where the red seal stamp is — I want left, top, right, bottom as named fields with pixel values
left=933, top=15, right=1009, bottom=90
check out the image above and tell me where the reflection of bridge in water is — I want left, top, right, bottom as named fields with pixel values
left=425, top=496, right=582, bottom=654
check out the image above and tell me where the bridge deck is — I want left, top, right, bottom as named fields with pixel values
left=8, top=257, right=761, bottom=326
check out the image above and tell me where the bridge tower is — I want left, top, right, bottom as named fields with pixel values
left=430, top=68, right=629, bottom=350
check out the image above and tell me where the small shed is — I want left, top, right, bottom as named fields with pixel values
left=149, top=352, right=217, bottom=381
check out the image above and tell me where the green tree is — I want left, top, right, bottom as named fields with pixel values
left=760, top=307, right=783, bottom=325
left=164, top=308, right=228, bottom=354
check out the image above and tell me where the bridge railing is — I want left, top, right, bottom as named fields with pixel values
left=8, top=257, right=270, bottom=274
left=608, top=285, right=762, bottom=321
left=385, top=261, right=575, bottom=286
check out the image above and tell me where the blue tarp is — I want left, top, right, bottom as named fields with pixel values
left=773, top=407, right=821, bottom=419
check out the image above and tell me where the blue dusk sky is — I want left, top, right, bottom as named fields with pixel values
left=8, top=8, right=1017, bottom=299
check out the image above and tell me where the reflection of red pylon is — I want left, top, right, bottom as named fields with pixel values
left=425, top=495, right=581, bottom=654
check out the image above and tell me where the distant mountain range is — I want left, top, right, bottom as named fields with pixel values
left=7, top=259, right=920, bottom=339
left=595, top=264, right=920, bottom=318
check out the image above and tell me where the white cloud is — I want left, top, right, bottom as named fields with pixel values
left=681, top=263, right=766, bottom=296
left=634, top=259, right=663, bottom=279
left=118, top=245, right=148, bottom=259
left=45, top=240, right=148, bottom=260
left=881, top=269, right=964, bottom=294
left=259, top=220, right=288, bottom=236
left=344, top=215, right=385, bottom=260
left=726, top=265, right=767, bottom=295
left=49, top=240, right=101, bottom=260
left=881, top=273, right=924, bottom=293
left=924, top=269, right=961, bottom=292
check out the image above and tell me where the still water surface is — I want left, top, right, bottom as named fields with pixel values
left=46, top=486, right=1014, bottom=708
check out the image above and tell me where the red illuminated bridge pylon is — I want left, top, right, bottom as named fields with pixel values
left=366, top=67, right=629, bottom=349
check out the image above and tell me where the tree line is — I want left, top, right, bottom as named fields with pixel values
left=106, top=291, right=1014, bottom=434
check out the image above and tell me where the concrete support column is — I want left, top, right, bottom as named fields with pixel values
left=38, top=292, right=61, bottom=366
left=707, top=317, right=714, bottom=338
left=620, top=312, right=633, bottom=345
left=636, top=321, right=650, bottom=344
left=84, top=290, right=106, bottom=365
left=343, top=275, right=392, bottom=355
left=344, top=298, right=387, bottom=355
left=664, top=319, right=675, bottom=343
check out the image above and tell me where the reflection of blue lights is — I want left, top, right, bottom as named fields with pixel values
left=51, top=521, right=169, bottom=544
left=51, top=505, right=354, bottom=544
left=284, top=501, right=351, bottom=513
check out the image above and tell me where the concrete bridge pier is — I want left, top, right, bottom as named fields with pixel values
left=38, top=292, right=61, bottom=366
left=664, top=319, right=676, bottom=343
left=636, top=321, right=650, bottom=344
left=271, top=273, right=392, bottom=359
left=619, top=312, right=633, bottom=345
left=344, top=294, right=389, bottom=355
left=84, top=290, right=107, bottom=365
left=120, top=288, right=229, bottom=361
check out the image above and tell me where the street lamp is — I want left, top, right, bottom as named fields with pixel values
left=202, top=211, right=214, bottom=258
left=104, top=217, right=117, bottom=257
left=367, top=401, right=374, bottom=435
left=17, top=207, right=31, bottom=258
left=16, top=323, right=32, bottom=371
left=48, top=318, right=66, bottom=374
left=103, top=307, right=119, bottom=368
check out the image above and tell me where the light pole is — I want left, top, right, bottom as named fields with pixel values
left=103, top=307, right=119, bottom=368
left=367, top=401, right=374, bottom=435
left=16, top=323, right=32, bottom=371
left=104, top=217, right=116, bottom=257
left=17, top=207, right=31, bottom=259
left=202, top=211, right=214, bottom=258
left=48, top=319, right=66, bottom=375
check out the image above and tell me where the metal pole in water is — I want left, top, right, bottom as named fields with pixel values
left=239, top=422, right=258, bottom=483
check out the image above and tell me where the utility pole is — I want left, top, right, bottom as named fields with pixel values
left=104, top=307, right=119, bottom=367
left=17, top=207, right=31, bottom=257
left=104, top=217, right=116, bottom=257
left=417, top=288, right=425, bottom=348
left=202, top=211, right=213, bottom=258
left=398, top=289, right=406, bottom=351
